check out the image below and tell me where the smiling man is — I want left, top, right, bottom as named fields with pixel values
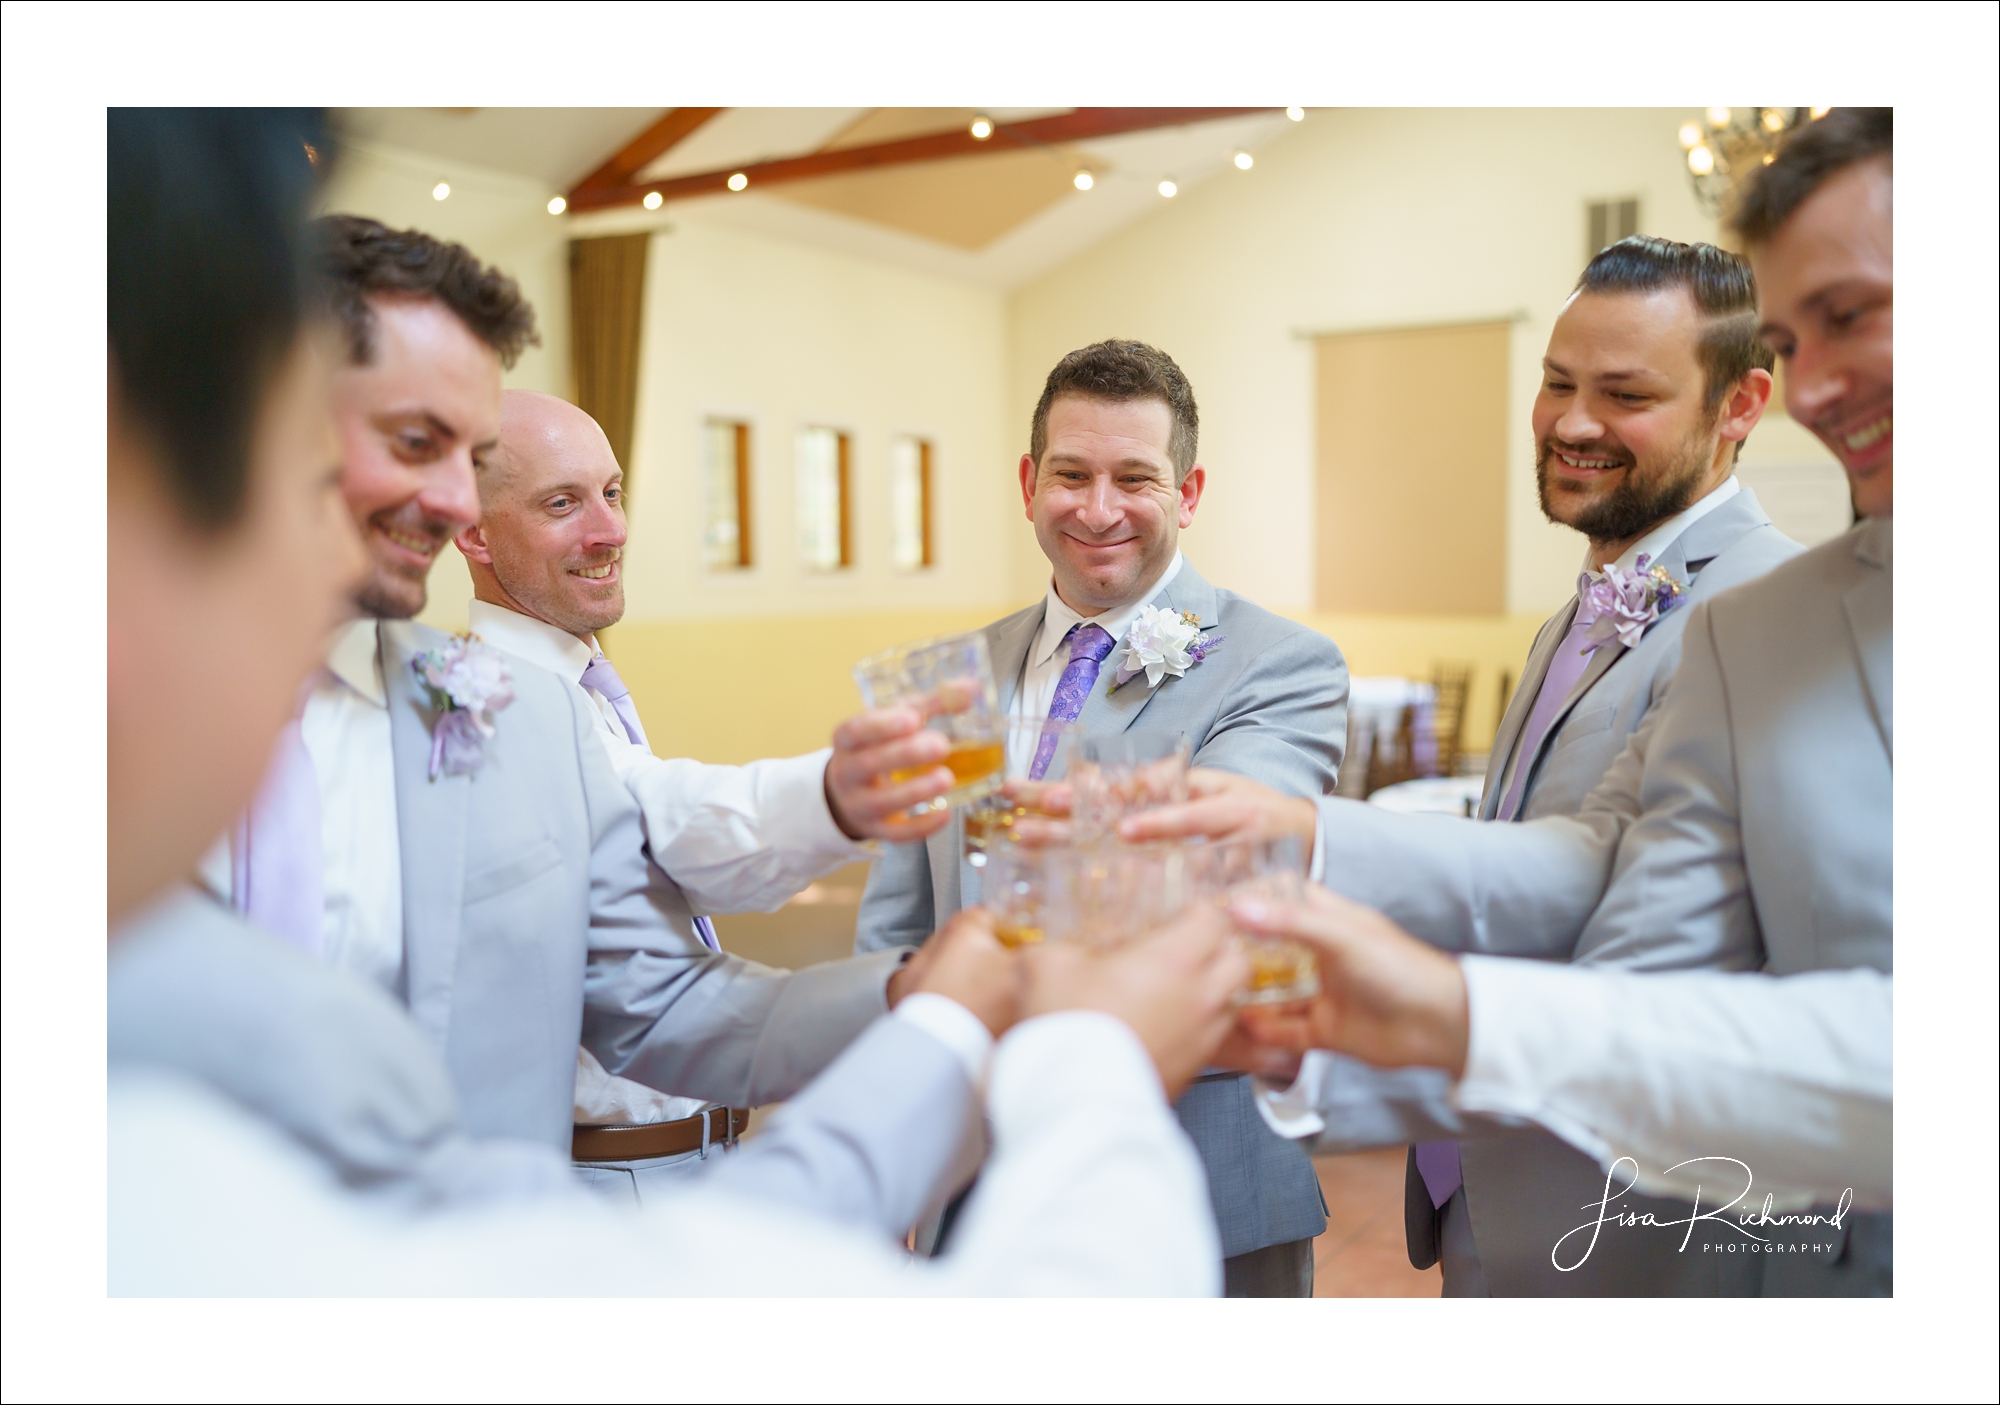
left=856, top=340, right=1352, bottom=1296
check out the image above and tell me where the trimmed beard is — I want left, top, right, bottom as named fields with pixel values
left=1536, top=424, right=1716, bottom=545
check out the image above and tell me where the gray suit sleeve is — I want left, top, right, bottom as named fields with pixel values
left=702, top=1015, right=982, bottom=1237
left=854, top=836, right=937, bottom=955
left=571, top=687, right=904, bottom=1105
left=1573, top=602, right=1762, bottom=973
left=1193, top=627, right=1348, bottom=796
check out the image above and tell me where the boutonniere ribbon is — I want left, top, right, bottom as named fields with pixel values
left=1578, top=554, right=1690, bottom=653
left=1107, top=605, right=1224, bottom=695
left=411, top=634, right=515, bottom=778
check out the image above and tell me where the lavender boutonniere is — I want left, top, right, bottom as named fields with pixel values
left=411, top=634, right=514, bottom=779
left=1578, top=553, right=1690, bottom=653
left=1106, top=606, right=1225, bottom=695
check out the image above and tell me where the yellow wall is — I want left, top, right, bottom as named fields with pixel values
left=604, top=604, right=1545, bottom=766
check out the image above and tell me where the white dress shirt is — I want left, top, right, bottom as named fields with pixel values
left=201, top=619, right=405, bottom=994
left=1007, top=552, right=1184, bottom=771
left=1256, top=959, right=1890, bottom=1209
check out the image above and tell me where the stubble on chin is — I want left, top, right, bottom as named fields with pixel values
left=353, top=560, right=427, bottom=620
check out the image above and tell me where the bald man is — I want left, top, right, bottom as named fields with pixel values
left=456, top=392, right=990, bottom=1197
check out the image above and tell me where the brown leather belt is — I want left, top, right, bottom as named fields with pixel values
left=571, top=1107, right=749, bottom=1163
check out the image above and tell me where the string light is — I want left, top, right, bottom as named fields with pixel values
left=431, top=182, right=450, bottom=201
left=1285, top=106, right=1305, bottom=121
left=643, top=191, right=663, bottom=210
left=1706, top=106, right=1731, bottom=128
left=546, top=196, right=567, bottom=215
left=1687, top=145, right=1715, bottom=175
left=1233, top=151, right=1254, bottom=170
left=969, top=115, right=993, bottom=140
left=1810, top=106, right=1830, bottom=119
left=1158, top=179, right=1178, bottom=198
left=1678, top=122, right=1703, bottom=149
left=1760, top=107, right=1787, bottom=133
left=1073, top=170, right=1094, bottom=191
left=727, top=172, right=749, bottom=192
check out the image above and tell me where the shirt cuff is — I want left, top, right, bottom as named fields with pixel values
left=1252, top=1049, right=1332, bottom=1140
left=1452, top=955, right=1614, bottom=1167
left=892, top=992, right=994, bottom=1086
left=763, top=748, right=879, bottom=860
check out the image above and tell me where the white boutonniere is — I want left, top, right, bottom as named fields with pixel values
left=1107, top=605, right=1225, bottom=695
left=411, top=634, right=514, bottom=779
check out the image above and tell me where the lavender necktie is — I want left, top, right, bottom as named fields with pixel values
left=232, top=719, right=324, bottom=956
left=581, top=655, right=650, bottom=751
left=1493, top=584, right=1601, bottom=822
left=581, top=654, right=720, bottom=953
left=1030, top=623, right=1116, bottom=779
left=1416, top=583, right=1605, bottom=1209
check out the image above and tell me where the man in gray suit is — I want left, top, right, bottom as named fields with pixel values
left=1130, top=235, right=1804, bottom=1292
left=207, top=216, right=966, bottom=1163
left=1216, top=109, right=1896, bottom=1298
left=856, top=340, right=1351, bottom=1295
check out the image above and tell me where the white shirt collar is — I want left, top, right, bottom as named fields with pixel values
left=1581, top=475, right=1740, bottom=586
left=469, top=598, right=599, bottom=683
left=325, top=618, right=386, bottom=707
left=1031, top=551, right=1186, bottom=669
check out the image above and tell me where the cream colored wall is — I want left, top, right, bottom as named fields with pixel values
left=1004, top=107, right=1838, bottom=621
left=614, top=217, right=1024, bottom=624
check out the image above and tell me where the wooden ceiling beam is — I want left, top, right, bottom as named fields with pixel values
left=570, top=107, right=726, bottom=198
left=565, top=107, right=1275, bottom=213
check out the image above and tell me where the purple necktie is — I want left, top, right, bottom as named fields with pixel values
left=581, top=655, right=651, bottom=751
left=1030, top=623, right=1116, bottom=779
left=232, top=719, right=324, bottom=957
left=1417, top=584, right=1606, bottom=1208
left=582, top=654, right=720, bottom=953
left=1494, top=586, right=1601, bottom=822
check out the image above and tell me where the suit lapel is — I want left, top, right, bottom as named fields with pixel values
left=1843, top=526, right=1893, bottom=760
left=382, top=621, right=470, bottom=1053
left=1070, top=560, right=1220, bottom=751
left=987, top=601, right=1046, bottom=715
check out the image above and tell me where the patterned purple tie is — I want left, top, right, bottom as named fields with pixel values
left=581, top=654, right=719, bottom=952
left=581, top=655, right=651, bottom=750
left=1030, top=623, right=1117, bottom=780
left=232, top=719, right=324, bottom=956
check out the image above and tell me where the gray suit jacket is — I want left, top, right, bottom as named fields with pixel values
left=380, top=621, right=904, bottom=1152
left=110, top=887, right=979, bottom=1239
left=1307, top=518, right=1892, bottom=1296
left=856, top=559, right=1350, bottom=1259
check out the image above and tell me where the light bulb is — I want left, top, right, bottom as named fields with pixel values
left=1158, top=179, right=1178, bottom=198
left=643, top=191, right=663, bottom=211
left=1707, top=106, right=1731, bottom=128
left=970, top=116, right=993, bottom=140
left=1285, top=106, right=1304, bottom=121
left=1678, top=121, right=1702, bottom=149
left=1073, top=170, right=1094, bottom=191
left=1763, top=153, right=1776, bottom=165
left=727, top=172, right=749, bottom=192
left=1760, top=107, right=1787, bottom=133
left=1687, top=145, right=1715, bottom=175
left=546, top=195, right=567, bottom=215
left=431, top=182, right=451, bottom=201
left=1810, top=106, right=1830, bottom=119
left=1233, top=151, right=1254, bottom=170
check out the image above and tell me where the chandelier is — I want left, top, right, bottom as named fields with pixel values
left=1678, top=107, right=1831, bottom=215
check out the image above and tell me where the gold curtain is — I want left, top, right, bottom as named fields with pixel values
left=567, top=232, right=651, bottom=480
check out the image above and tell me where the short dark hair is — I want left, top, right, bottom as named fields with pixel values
left=313, top=214, right=540, bottom=369
left=1029, top=339, right=1199, bottom=482
left=109, top=108, right=326, bottom=532
left=1575, top=235, right=1774, bottom=415
left=1729, top=108, right=1892, bottom=247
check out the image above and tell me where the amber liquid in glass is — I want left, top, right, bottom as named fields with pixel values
left=889, top=738, right=1006, bottom=806
left=992, top=922, right=1045, bottom=949
left=1238, top=943, right=1319, bottom=1003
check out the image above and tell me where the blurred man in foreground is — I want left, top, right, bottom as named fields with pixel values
left=108, top=106, right=1248, bottom=1295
